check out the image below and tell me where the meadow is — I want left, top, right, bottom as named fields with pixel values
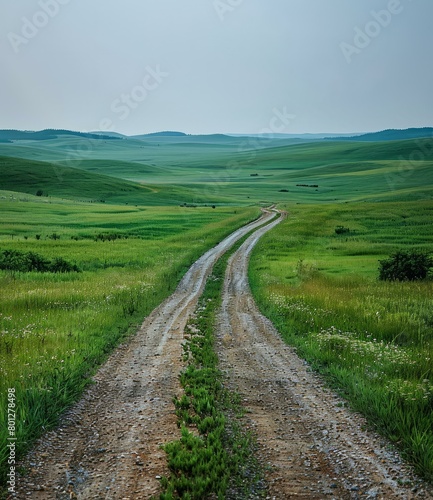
left=0, top=190, right=258, bottom=483
left=249, top=200, right=433, bottom=479
left=2, top=135, right=433, bottom=205
left=1, top=131, right=433, bottom=485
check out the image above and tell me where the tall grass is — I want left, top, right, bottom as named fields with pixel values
left=0, top=197, right=259, bottom=486
left=250, top=201, right=433, bottom=481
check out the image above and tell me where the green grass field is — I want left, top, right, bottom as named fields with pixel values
left=1, top=132, right=433, bottom=485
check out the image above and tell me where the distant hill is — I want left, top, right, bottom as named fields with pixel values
left=89, top=131, right=127, bottom=139
left=130, top=132, right=243, bottom=146
left=132, top=131, right=187, bottom=139
left=0, top=127, right=433, bottom=147
left=0, top=155, right=235, bottom=205
left=0, top=129, right=121, bottom=142
left=330, top=128, right=433, bottom=142
left=3, top=127, right=432, bottom=144
left=228, top=132, right=363, bottom=139
left=1, top=136, right=432, bottom=204
left=173, top=133, right=237, bottom=142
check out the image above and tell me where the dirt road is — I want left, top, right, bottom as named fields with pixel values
left=216, top=215, right=433, bottom=499
left=14, top=210, right=277, bottom=499
left=14, top=209, right=433, bottom=499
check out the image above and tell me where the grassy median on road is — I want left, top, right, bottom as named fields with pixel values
left=160, top=229, right=267, bottom=500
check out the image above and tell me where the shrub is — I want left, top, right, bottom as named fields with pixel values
left=296, top=259, right=318, bottom=281
left=379, top=250, right=433, bottom=281
left=335, top=226, right=350, bottom=235
left=49, top=257, right=80, bottom=273
left=94, top=232, right=126, bottom=242
left=36, top=189, right=43, bottom=196
left=25, top=251, right=50, bottom=272
left=0, top=250, right=29, bottom=272
left=0, top=250, right=80, bottom=273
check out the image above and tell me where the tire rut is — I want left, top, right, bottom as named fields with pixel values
left=216, top=212, right=433, bottom=499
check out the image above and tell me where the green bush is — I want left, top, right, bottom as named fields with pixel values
left=49, top=257, right=80, bottom=273
left=379, top=250, right=433, bottom=281
left=26, top=251, right=50, bottom=272
left=335, top=225, right=350, bottom=235
left=0, top=249, right=80, bottom=273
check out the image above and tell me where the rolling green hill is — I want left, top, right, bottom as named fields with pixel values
left=0, top=156, right=237, bottom=206
left=0, top=155, right=154, bottom=204
left=330, top=127, right=433, bottom=142
left=1, top=136, right=432, bottom=205
left=0, top=129, right=120, bottom=142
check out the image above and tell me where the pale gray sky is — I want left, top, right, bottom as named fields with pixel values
left=1, top=0, right=432, bottom=135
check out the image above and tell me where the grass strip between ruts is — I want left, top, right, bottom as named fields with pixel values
left=158, top=227, right=271, bottom=499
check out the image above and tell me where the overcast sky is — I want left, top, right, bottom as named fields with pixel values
left=1, top=0, right=432, bottom=135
